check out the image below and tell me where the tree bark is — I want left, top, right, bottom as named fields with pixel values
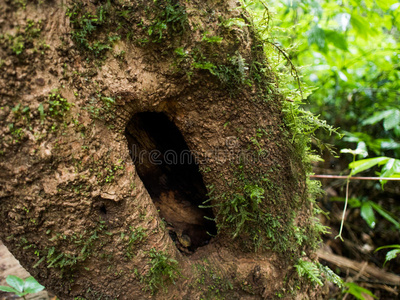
left=0, top=0, right=324, bottom=298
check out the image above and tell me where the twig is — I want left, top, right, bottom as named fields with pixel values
left=309, top=175, right=400, bottom=181
left=317, top=250, right=400, bottom=286
left=335, top=177, right=350, bottom=241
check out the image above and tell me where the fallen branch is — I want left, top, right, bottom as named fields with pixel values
left=317, top=249, right=400, bottom=286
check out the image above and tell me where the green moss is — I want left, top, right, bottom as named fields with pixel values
left=146, top=0, right=188, bottom=43
left=66, top=2, right=116, bottom=59
left=66, top=0, right=188, bottom=60
left=2, top=19, right=44, bottom=56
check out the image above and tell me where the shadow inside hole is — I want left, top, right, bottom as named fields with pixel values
left=125, top=112, right=217, bottom=253
left=99, top=204, right=107, bottom=215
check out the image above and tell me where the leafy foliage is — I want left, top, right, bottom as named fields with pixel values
left=375, top=244, right=400, bottom=266
left=146, top=0, right=188, bottom=43
left=344, top=282, right=377, bottom=300
left=349, top=156, right=400, bottom=184
left=66, top=2, right=118, bottom=58
left=294, top=259, right=323, bottom=286
left=143, top=248, right=181, bottom=294
left=47, top=90, right=72, bottom=118
left=0, top=275, right=44, bottom=299
left=317, top=263, right=343, bottom=289
left=295, top=259, right=343, bottom=288
left=258, top=0, right=400, bottom=291
left=125, top=226, right=147, bottom=259
left=267, top=0, right=400, bottom=160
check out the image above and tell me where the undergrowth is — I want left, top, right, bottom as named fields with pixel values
left=139, top=248, right=181, bottom=294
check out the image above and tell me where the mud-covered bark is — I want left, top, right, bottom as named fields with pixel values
left=0, top=0, right=324, bottom=299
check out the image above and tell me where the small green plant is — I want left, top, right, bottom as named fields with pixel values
left=146, top=0, right=188, bottom=43
left=332, top=196, right=400, bottom=231
left=294, top=259, right=343, bottom=288
left=33, top=220, right=109, bottom=273
left=375, top=244, right=400, bottom=266
left=47, top=90, right=72, bottom=118
left=10, top=35, right=24, bottom=55
left=6, top=19, right=42, bottom=55
left=202, top=180, right=300, bottom=252
left=104, top=161, right=124, bottom=183
left=335, top=149, right=400, bottom=240
left=294, top=259, right=323, bottom=286
left=143, top=248, right=181, bottom=294
left=343, top=282, right=377, bottom=300
left=8, top=123, right=24, bottom=142
left=0, top=275, right=45, bottom=300
left=125, top=226, right=147, bottom=258
left=66, top=2, right=118, bottom=59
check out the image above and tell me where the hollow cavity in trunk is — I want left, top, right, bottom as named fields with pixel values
left=125, top=112, right=216, bottom=253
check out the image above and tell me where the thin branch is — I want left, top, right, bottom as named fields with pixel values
left=309, top=175, right=400, bottom=181
left=335, top=177, right=350, bottom=241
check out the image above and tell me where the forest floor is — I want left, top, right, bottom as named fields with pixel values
left=313, top=161, right=400, bottom=299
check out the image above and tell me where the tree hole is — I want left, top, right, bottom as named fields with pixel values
left=125, top=112, right=217, bottom=253
left=99, top=204, right=107, bottom=215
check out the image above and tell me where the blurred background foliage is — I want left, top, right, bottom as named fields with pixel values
left=270, top=0, right=400, bottom=159
left=246, top=0, right=399, bottom=298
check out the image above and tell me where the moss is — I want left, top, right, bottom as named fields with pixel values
left=1, top=19, right=45, bottom=56
left=145, top=0, right=188, bottom=43
left=66, top=0, right=188, bottom=60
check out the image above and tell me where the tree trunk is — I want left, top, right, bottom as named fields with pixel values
left=0, top=0, right=325, bottom=298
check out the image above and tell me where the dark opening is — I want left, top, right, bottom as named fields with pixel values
left=99, top=204, right=107, bottom=215
left=125, top=112, right=217, bottom=253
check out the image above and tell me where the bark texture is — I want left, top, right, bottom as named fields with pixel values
left=0, top=0, right=323, bottom=298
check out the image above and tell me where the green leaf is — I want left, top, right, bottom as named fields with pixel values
left=349, top=157, right=390, bottom=175
left=325, top=30, right=348, bottom=51
left=383, top=109, right=400, bottom=131
left=370, top=202, right=400, bottom=229
left=23, top=277, right=45, bottom=294
left=341, top=148, right=367, bottom=157
left=360, top=201, right=376, bottom=228
left=350, top=14, right=376, bottom=39
left=317, top=263, right=343, bottom=288
left=361, top=110, right=393, bottom=126
left=331, top=196, right=361, bottom=208
left=174, top=47, right=186, bottom=57
left=385, top=249, right=400, bottom=263
left=0, top=285, right=19, bottom=293
left=380, top=159, right=400, bottom=178
left=308, top=25, right=327, bottom=52
left=6, top=275, right=24, bottom=293
left=344, top=282, right=377, bottom=299
left=294, top=259, right=323, bottom=286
